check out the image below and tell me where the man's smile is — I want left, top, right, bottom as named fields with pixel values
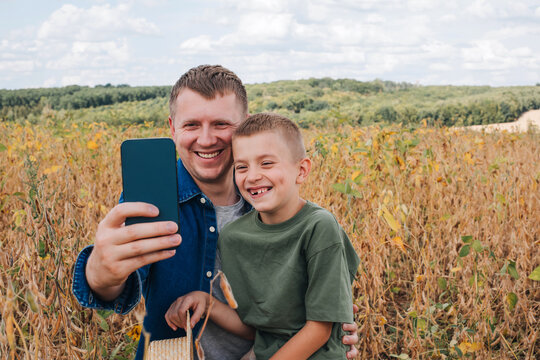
left=195, top=150, right=222, bottom=159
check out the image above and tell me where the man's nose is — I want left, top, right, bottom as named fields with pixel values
left=197, top=126, right=217, bottom=146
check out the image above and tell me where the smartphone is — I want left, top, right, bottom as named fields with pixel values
left=120, top=138, right=180, bottom=247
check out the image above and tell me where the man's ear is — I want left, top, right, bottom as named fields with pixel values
left=168, top=116, right=175, bottom=137
left=296, top=157, right=312, bottom=184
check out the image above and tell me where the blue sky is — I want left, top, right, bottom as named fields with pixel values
left=1, top=0, right=539, bottom=89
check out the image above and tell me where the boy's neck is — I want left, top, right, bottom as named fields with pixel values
left=260, top=197, right=306, bottom=225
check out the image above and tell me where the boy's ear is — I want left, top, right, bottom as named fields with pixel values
left=296, top=157, right=311, bottom=184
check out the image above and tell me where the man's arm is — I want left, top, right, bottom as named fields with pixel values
left=85, top=202, right=181, bottom=301
left=269, top=321, right=332, bottom=360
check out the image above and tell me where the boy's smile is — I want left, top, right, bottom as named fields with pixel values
left=233, top=130, right=311, bottom=224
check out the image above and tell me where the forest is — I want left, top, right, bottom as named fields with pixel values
left=1, top=79, right=539, bottom=128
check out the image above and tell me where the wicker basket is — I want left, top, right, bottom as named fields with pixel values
left=147, top=312, right=193, bottom=360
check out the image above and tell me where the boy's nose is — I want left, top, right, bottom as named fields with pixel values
left=246, top=169, right=262, bottom=182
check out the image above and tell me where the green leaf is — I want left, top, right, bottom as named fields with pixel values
left=459, top=244, right=471, bottom=257
left=507, top=261, right=519, bottom=280
left=472, top=240, right=483, bottom=253
left=461, top=235, right=473, bottom=243
left=500, top=261, right=508, bottom=275
left=437, top=277, right=447, bottom=291
left=417, top=318, right=428, bottom=332
left=528, top=265, right=540, bottom=281
left=97, top=309, right=113, bottom=319
left=332, top=182, right=350, bottom=194
left=506, top=292, right=518, bottom=311
left=0, top=143, right=6, bottom=152
left=97, top=316, right=109, bottom=331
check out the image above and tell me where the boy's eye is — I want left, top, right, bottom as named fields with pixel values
left=235, top=165, right=247, bottom=171
left=262, top=161, right=273, bottom=166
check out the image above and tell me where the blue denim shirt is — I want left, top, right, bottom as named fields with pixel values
left=72, top=158, right=251, bottom=360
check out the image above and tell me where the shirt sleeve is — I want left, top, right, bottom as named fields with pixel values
left=304, top=243, right=354, bottom=323
left=303, top=211, right=360, bottom=323
left=71, top=245, right=147, bottom=315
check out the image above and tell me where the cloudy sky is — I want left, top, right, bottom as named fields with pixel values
left=1, top=0, right=539, bottom=89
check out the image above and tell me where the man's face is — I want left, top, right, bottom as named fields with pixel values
left=169, top=88, right=245, bottom=187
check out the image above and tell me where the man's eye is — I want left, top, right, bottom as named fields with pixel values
left=215, top=122, right=229, bottom=128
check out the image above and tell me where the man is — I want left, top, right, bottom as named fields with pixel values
left=72, top=65, right=359, bottom=360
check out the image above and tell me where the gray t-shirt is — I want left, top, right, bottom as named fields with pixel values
left=197, top=197, right=254, bottom=360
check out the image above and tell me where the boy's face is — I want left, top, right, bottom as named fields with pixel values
left=233, top=130, right=310, bottom=224
left=169, top=89, right=245, bottom=188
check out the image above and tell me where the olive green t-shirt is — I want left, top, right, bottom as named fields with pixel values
left=218, top=201, right=360, bottom=360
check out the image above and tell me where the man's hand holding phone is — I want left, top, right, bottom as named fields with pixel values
left=86, top=138, right=181, bottom=302
left=86, top=202, right=181, bottom=302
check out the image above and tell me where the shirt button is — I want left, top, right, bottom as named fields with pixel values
left=209, top=226, right=215, bottom=233
left=206, top=271, right=212, bottom=278
left=200, top=198, right=206, bottom=204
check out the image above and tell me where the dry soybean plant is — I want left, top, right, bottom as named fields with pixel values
left=0, top=120, right=538, bottom=359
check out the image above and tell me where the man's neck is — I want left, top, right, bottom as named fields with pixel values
left=196, top=173, right=239, bottom=207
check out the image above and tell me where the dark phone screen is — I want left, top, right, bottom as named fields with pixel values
left=120, top=138, right=180, bottom=233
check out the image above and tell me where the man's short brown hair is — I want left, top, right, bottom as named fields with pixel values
left=169, top=64, right=248, bottom=120
left=233, top=113, right=306, bottom=161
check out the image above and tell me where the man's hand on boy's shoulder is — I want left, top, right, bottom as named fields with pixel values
left=86, top=202, right=181, bottom=301
left=342, top=304, right=359, bottom=359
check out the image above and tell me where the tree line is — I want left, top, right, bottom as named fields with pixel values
left=2, top=79, right=539, bottom=128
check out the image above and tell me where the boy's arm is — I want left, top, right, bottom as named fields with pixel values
left=208, top=297, right=255, bottom=340
left=165, top=291, right=255, bottom=340
left=269, top=321, right=332, bottom=360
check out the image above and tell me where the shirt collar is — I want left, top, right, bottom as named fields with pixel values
left=177, top=158, right=202, bottom=203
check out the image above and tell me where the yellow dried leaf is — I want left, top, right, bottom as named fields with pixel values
left=463, top=152, right=474, bottom=165
left=219, top=272, right=238, bottom=309
left=44, top=165, right=61, bottom=175
left=381, top=205, right=401, bottom=232
left=87, top=140, right=99, bottom=150
left=450, top=267, right=462, bottom=272
left=392, top=236, right=406, bottom=253
left=458, top=341, right=482, bottom=354
left=127, top=324, right=142, bottom=341
left=351, top=170, right=362, bottom=181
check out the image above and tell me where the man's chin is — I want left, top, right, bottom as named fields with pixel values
left=193, top=168, right=231, bottom=185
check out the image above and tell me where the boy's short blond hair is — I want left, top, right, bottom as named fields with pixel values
left=233, top=113, right=306, bottom=161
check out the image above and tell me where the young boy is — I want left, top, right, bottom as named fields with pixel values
left=165, top=113, right=360, bottom=359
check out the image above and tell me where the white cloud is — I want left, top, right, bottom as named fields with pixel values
left=46, top=40, right=130, bottom=70
left=461, top=40, right=539, bottom=71
left=180, top=35, right=215, bottom=53
left=236, top=12, right=294, bottom=40
left=466, top=0, right=496, bottom=18
left=0, top=60, right=36, bottom=72
left=37, top=4, right=159, bottom=42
